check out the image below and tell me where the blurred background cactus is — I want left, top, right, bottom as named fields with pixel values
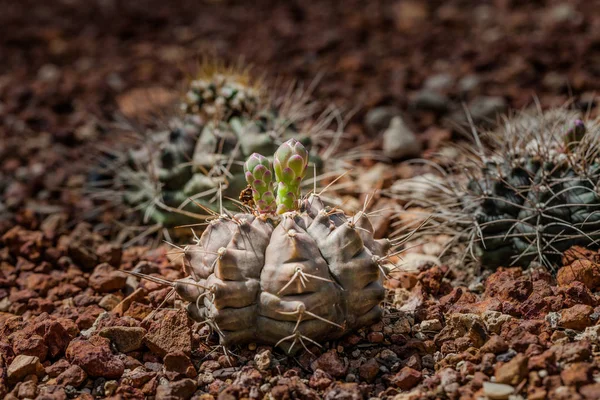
left=391, top=108, right=600, bottom=271
left=90, top=60, right=347, bottom=244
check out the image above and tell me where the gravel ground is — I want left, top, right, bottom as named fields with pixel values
left=2, top=1, right=600, bottom=399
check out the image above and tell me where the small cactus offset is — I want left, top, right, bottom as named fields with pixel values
left=244, top=153, right=276, bottom=214
left=174, top=139, right=390, bottom=352
left=392, top=108, right=600, bottom=270
left=93, top=61, right=341, bottom=237
left=273, top=138, right=309, bottom=214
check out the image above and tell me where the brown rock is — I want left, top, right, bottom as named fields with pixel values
left=164, top=351, right=197, bottom=379
left=310, top=350, right=348, bottom=378
left=43, top=320, right=73, bottom=358
left=559, top=304, right=593, bottom=330
left=560, top=362, right=593, bottom=387
left=580, top=383, right=600, bottom=400
left=494, top=354, right=527, bottom=385
left=358, top=358, right=379, bottom=382
left=99, top=326, right=146, bottom=353
left=112, top=288, right=147, bottom=316
left=144, top=309, right=192, bottom=357
left=368, top=331, right=384, bottom=343
left=254, top=349, right=273, bottom=372
left=528, top=350, right=556, bottom=372
left=391, top=366, right=422, bottom=390
left=554, top=340, right=592, bottom=363
left=7, top=355, right=44, bottom=384
left=272, top=376, right=319, bottom=400
left=155, top=377, right=197, bottom=400
left=480, top=335, right=509, bottom=354
left=46, top=359, right=70, bottom=377
left=122, top=367, right=156, bottom=388
left=434, top=313, right=487, bottom=348
left=55, top=364, right=87, bottom=388
left=11, top=333, right=48, bottom=362
left=17, top=380, right=38, bottom=398
left=557, top=260, right=600, bottom=290
left=65, top=336, right=124, bottom=378
left=88, top=263, right=127, bottom=293
left=309, top=369, right=333, bottom=390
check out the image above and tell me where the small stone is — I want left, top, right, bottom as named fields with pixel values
left=392, top=318, right=411, bottom=334
left=580, top=383, right=600, bottom=400
left=467, top=96, right=507, bottom=124
left=382, top=116, right=421, bottom=159
left=554, top=340, right=592, bottom=363
left=556, top=260, right=600, bottom=291
left=392, top=0, right=428, bottom=32
left=99, top=326, right=146, bottom=353
left=46, top=359, right=71, bottom=378
left=419, top=319, right=442, bottom=332
left=483, top=311, right=513, bottom=334
left=480, top=335, right=509, bottom=354
left=254, top=349, right=273, bottom=372
left=364, top=106, right=401, bottom=134
left=559, top=304, right=594, bottom=330
left=155, top=378, right=197, bottom=399
left=144, top=309, right=192, bottom=357
left=17, top=380, right=38, bottom=399
left=7, top=355, right=44, bottom=384
left=424, top=73, right=454, bottom=91
left=458, top=74, right=480, bottom=93
left=309, top=369, right=333, bottom=390
left=560, top=362, right=593, bottom=387
left=483, top=382, right=514, bottom=400
left=494, top=354, right=527, bottom=385
left=104, top=380, right=118, bottom=396
left=358, top=358, right=379, bottom=382
left=410, top=90, right=449, bottom=113
left=367, top=331, right=384, bottom=343
left=311, top=350, right=348, bottom=378
left=164, top=351, right=197, bottom=379
left=89, top=263, right=127, bottom=293
left=98, top=294, right=122, bottom=311
left=56, top=365, right=88, bottom=388
left=66, top=336, right=124, bottom=378
left=391, top=366, right=422, bottom=390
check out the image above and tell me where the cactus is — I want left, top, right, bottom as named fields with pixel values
left=273, top=138, right=309, bottom=214
left=173, top=139, right=390, bottom=352
left=392, top=109, right=600, bottom=270
left=93, top=62, right=341, bottom=239
left=244, top=153, right=276, bottom=214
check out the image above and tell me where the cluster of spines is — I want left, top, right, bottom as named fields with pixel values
left=390, top=108, right=600, bottom=270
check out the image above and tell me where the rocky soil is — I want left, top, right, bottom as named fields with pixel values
left=2, top=0, right=600, bottom=399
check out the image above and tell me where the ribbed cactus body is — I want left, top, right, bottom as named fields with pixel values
left=174, top=195, right=389, bottom=351
left=470, top=148, right=600, bottom=267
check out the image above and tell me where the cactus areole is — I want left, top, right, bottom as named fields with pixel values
left=175, top=139, right=390, bottom=353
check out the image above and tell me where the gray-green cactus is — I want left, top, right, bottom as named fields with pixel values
left=97, top=64, right=330, bottom=234
left=392, top=109, right=600, bottom=270
left=174, top=140, right=390, bottom=351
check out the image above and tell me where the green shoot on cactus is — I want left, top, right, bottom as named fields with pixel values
left=244, top=153, right=276, bottom=214
left=273, top=138, right=309, bottom=214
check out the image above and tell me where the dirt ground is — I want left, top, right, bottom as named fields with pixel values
left=2, top=0, right=600, bottom=399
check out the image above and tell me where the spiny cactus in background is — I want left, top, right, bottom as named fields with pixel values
left=173, top=139, right=391, bottom=352
left=391, top=108, right=600, bottom=270
left=92, top=61, right=345, bottom=243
